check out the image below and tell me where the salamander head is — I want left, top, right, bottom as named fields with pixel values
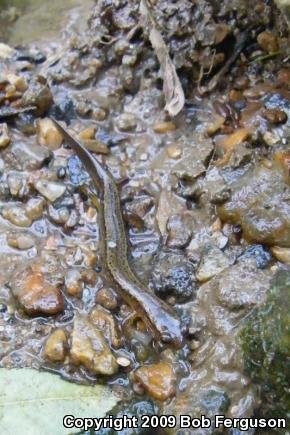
left=159, top=317, right=187, bottom=348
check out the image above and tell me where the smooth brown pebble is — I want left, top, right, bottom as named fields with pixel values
left=44, top=329, right=67, bottom=362
left=271, top=246, right=290, bottom=265
left=133, top=362, right=176, bottom=401
left=96, top=288, right=118, bottom=310
left=153, top=121, right=176, bottom=134
left=36, top=118, right=63, bottom=150
left=17, top=271, right=64, bottom=316
left=257, top=31, right=279, bottom=53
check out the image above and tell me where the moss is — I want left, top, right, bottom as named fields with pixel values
left=240, top=269, right=290, bottom=423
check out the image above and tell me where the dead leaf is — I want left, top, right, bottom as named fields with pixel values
left=140, top=0, right=185, bottom=117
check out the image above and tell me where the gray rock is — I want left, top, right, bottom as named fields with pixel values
left=152, top=251, right=196, bottom=300
left=196, top=245, right=230, bottom=282
left=11, top=142, right=51, bottom=170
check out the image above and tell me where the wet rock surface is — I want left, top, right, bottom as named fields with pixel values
left=134, top=362, right=176, bottom=401
left=152, top=251, right=196, bottom=301
left=70, top=314, right=118, bottom=376
left=12, top=270, right=64, bottom=316
left=0, top=0, right=289, bottom=430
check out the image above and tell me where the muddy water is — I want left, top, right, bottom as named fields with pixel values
left=0, top=0, right=289, bottom=433
left=0, top=0, right=93, bottom=46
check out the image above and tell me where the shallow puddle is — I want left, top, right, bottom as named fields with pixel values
left=0, top=0, right=93, bottom=46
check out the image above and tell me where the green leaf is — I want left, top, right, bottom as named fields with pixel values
left=0, top=368, right=119, bottom=435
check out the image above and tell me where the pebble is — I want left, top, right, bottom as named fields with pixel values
left=22, top=76, right=53, bottom=116
left=133, top=362, right=176, bottom=401
left=0, top=42, right=15, bottom=59
left=0, top=123, right=11, bottom=148
left=7, top=233, right=35, bottom=250
left=96, top=287, right=118, bottom=310
left=7, top=172, right=28, bottom=198
left=25, top=197, right=45, bottom=220
left=125, top=196, right=154, bottom=219
left=11, top=142, right=51, bottom=170
left=263, top=130, right=280, bottom=146
left=83, top=139, right=110, bottom=155
left=2, top=205, right=32, bottom=227
left=70, top=314, right=118, bottom=376
left=5, top=73, right=28, bottom=92
left=90, top=306, right=122, bottom=348
left=271, top=246, right=290, bottom=265
left=44, top=329, right=67, bottom=362
left=240, top=244, right=272, bottom=269
left=36, top=118, right=63, bottom=150
left=206, top=115, right=225, bottom=136
left=35, top=180, right=66, bottom=202
left=14, top=271, right=64, bottom=316
left=196, top=245, right=230, bottom=282
left=117, top=356, right=131, bottom=368
left=92, top=107, right=107, bottom=121
left=152, top=251, right=195, bottom=300
left=153, top=121, right=176, bottom=134
left=257, top=31, right=279, bottom=53
left=116, top=113, right=137, bottom=131
left=78, top=127, right=96, bottom=140
left=166, top=144, right=182, bottom=159
left=65, top=269, right=83, bottom=297
left=262, top=108, right=287, bottom=124
left=81, top=269, right=97, bottom=286
left=166, top=214, right=192, bottom=248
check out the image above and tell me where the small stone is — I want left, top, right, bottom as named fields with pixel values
left=277, top=68, right=290, bottom=87
left=81, top=269, right=97, bottom=286
left=78, top=127, right=96, bottom=140
left=92, top=108, right=107, bottom=121
left=125, top=196, right=154, bottom=219
left=90, top=306, right=122, bottom=348
left=22, top=77, right=53, bottom=116
left=11, top=142, right=51, bottom=170
left=6, top=74, right=28, bottom=92
left=14, top=271, right=64, bottom=316
left=0, top=123, right=11, bottom=148
left=7, top=172, right=29, bottom=198
left=96, top=288, right=118, bottom=310
left=0, top=42, right=15, bottom=59
left=166, top=214, right=192, bottom=248
left=83, top=139, right=109, bottom=155
left=263, top=131, right=280, bottom=146
left=116, top=356, right=131, bottom=368
left=262, top=108, right=287, bottom=124
left=257, top=31, right=279, bottom=53
left=134, top=362, right=175, bottom=401
left=166, top=145, right=182, bottom=159
left=70, top=314, right=118, bottom=375
left=271, top=246, right=290, bottom=265
left=36, top=118, right=63, bottom=150
left=25, top=197, right=45, bottom=220
left=153, top=121, right=176, bottom=134
left=44, top=329, right=67, bottom=362
left=122, top=53, right=137, bottom=66
left=65, top=269, right=83, bottom=297
left=7, top=233, right=35, bottom=250
left=2, top=205, right=32, bottom=227
left=116, top=113, right=137, bottom=131
left=196, top=245, right=230, bottom=282
left=35, top=180, right=66, bottom=202
left=156, top=190, right=186, bottom=236
left=152, top=251, right=195, bottom=300
left=206, top=115, right=225, bottom=136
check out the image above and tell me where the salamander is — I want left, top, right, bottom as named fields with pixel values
left=51, top=118, right=184, bottom=347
